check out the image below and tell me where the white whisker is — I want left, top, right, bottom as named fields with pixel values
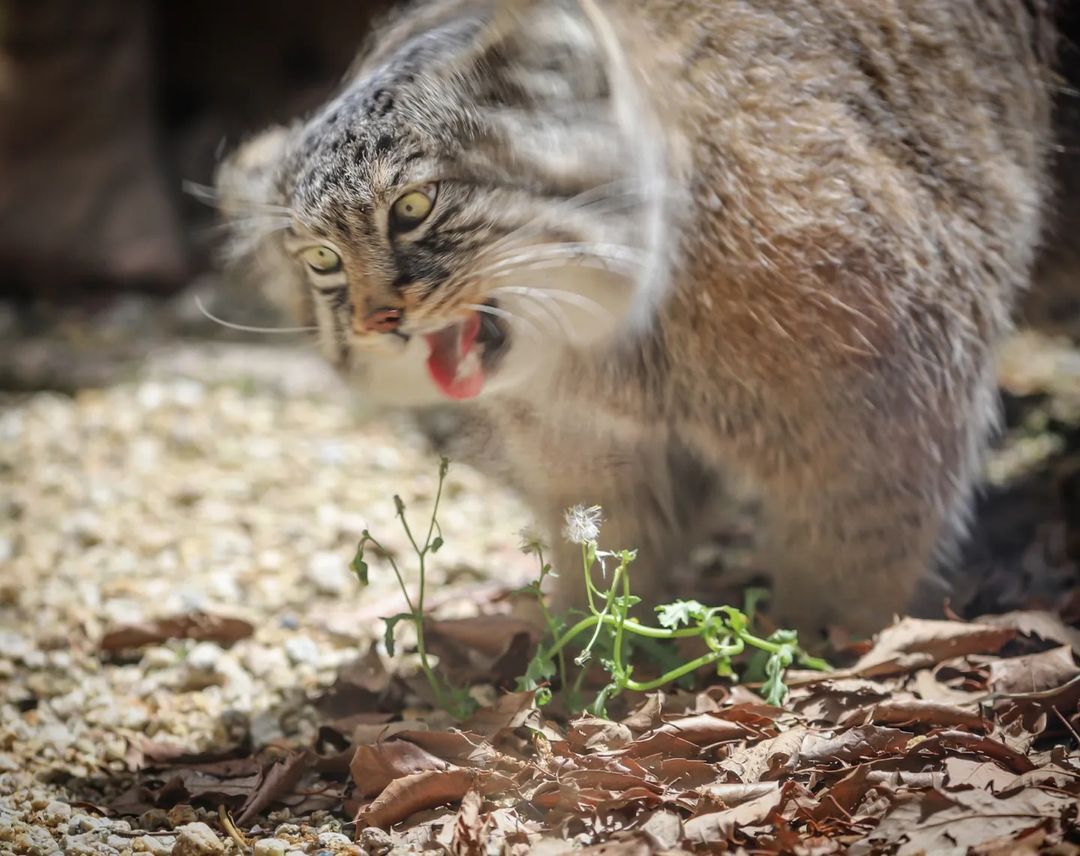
left=491, top=285, right=614, bottom=323
left=462, top=302, right=544, bottom=342
left=194, top=296, right=319, bottom=335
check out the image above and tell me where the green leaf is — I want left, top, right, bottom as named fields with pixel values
left=762, top=644, right=795, bottom=706
left=349, top=541, right=369, bottom=585
left=655, top=599, right=707, bottom=629
left=742, top=587, right=771, bottom=623
left=382, top=612, right=415, bottom=657
left=429, top=536, right=444, bottom=553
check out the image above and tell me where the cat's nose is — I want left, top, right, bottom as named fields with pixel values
left=361, top=307, right=403, bottom=333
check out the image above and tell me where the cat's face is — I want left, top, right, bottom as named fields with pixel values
left=218, top=0, right=670, bottom=403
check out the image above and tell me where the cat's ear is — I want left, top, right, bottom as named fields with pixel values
left=448, top=0, right=613, bottom=105
left=213, top=125, right=314, bottom=325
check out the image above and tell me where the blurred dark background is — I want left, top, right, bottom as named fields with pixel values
left=0, top=0, right=394, bottom=301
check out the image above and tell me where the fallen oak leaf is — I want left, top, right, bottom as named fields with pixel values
left=235, top=750, right=313, bottom=826
left=850, top=617, right=1015, bottom=678
left=425, top=616, right=541, bottom=659
left=644, top=712, right=760, bottom=746
left=463, top=689, right=540, bottom=739
left=792, top=725, right=911, bottom=767
left=101, top=612, right=254, bottom=651
left=449, top=788, right=488, bottom=856
left=910, top=730, right=1036, bottom=774
left=718, top=726, right=809, bottom=782
left=848, top=781, right=1075, bottom=856
left=976, top=610, right=1080, bottom=655
left=683, top=780, right=789, bottom=845
left=986, top=645, right=1079, bottom=696
left=356, top=768, right=514, bottom=830
left=350, top=739, right=450, bottom=799
left=838, top=699, right=987, bottom=731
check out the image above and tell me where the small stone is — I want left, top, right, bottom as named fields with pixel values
left=283, top=635, right=320, bottom=666
left=307, top=551, right=351, bottom=595
left=167, top=804, right=199, bottom=828
left=358, top=827, right=393, bottom=855
left=67, top=814, right=105, bottom=834
left=172, top=822, right=225, bottom=855
left=39, top=799, right=72, bottom=826
left=317, top=831, right=352, bottom=849
left=139, top=809, right=172, bottom=832
left=133, top=835, right=176, bottom=855
left=253, top=840, right=289, bottom=856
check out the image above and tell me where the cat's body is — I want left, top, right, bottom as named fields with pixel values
left=218, top=0, right=1070, bottom=638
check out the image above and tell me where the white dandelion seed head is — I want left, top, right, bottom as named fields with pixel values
left=518, top=526, right=547, bottom=556
left=563, top=505, right=603, bottom=545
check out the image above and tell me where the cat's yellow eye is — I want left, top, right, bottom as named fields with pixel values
left=299, top=246, right=342, bottom=274
left=391, top=186, right=436, bottom=231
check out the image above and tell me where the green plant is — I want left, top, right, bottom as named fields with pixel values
left=352, top=460, right=828, bottom=721
left=516, top=506, right=829, bottom=715
left=350, top=457, right=477, bottom=720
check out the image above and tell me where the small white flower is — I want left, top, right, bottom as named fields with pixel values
left=518, top=526, right=547, bottom=556
left=562, top=505, right=602, bottom=545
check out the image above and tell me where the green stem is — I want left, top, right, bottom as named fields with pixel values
left=623, top=650, right=731, bottom=692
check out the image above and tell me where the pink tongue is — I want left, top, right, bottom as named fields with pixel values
left=424, top=312, right=485, bottom=400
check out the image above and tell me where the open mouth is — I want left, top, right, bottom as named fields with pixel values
left=423, top=300, right=508, bottom=400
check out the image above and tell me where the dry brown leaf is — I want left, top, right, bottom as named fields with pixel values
left=942, top=756, right=1016, bottom=792
left=850, top=782, right=1075, bottom=856
left=646, top=712, right=757, bottom=746
left=425, top=615, right=541, bottom=658
left=566, top=716, right=633, bottom=753
left=976, top=610, right=1080, bottom=654
left=718, top=726, right=808, bottom=782
left=838, top=699, right=986, bottom=730
left=350, top=739, right=450, bottom=799
left=100, top=611, right=254, bottom=650
left=617, top=731, right=703, bottom=759
left=634, top=755, right=719, bottom=790
left=463, top=689, right=539, bottom=738
left=235, top=751, right=313, bottom=827
left=911, top=730, right=1036, bottom=774
left=851, top=618, right=1015, bottom=678
left=356, top=769, right=512, bottom=830
left=793, top=725, right=910, bottom=766
left=449, top=788, right=488, bottom=856
left=683, top=782, right=786, bottom=845
left=987, top=645, right=1080, bottom=695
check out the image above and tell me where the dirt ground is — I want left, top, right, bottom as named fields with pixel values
left=1, top=287, right=1078, bottom=854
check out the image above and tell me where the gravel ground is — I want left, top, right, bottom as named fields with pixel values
left=0, top=293, right=534, bottom=855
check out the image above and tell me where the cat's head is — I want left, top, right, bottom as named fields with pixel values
left=216, top=0, right=671, bottom=404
